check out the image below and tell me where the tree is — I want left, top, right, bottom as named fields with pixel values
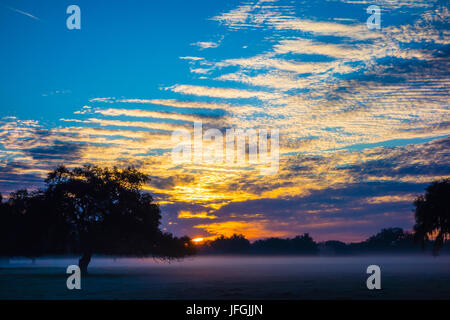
left=0, top=193, right=18, bottom=257
left=2, top=189, right=70, bottom=260
left=251, top=234, right=318, bottom=255
left=291, top=233, right=319, bottom=254
left=321, top=240, right=349, bottom=255
left=45, top=165, right=195, bottom=273
left=413, top=179, right=450, bottom=255
left=14, top=165, right=195, bottom=273
left=207, top=234, right=251, bottom=254
left=364, top=228, right=405, bottom=251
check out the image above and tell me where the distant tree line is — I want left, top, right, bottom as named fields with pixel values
left=0, top=165, right=195, bottom=273
left=196, top=228, right=450, bottom=256
left=320, top=228, right=440, bottom=255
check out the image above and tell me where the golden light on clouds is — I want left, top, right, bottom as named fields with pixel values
left=178, top=211, right=217, bottom=219
left=365, top=194, right=416, bottom=204
left=194, top=220, right=291, bottom=241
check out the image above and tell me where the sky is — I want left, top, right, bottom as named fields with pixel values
left=0, top=0, right=449, bottom=242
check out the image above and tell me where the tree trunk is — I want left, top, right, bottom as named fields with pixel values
left=78, top=252, right=92, bottom=275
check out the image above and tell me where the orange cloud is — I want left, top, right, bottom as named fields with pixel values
left=178, top=210, right=217, bottom=219
left=194, top=220, right=290, bottom=240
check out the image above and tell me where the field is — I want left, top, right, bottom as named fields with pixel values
left=1, top=256, right=449, bottom=300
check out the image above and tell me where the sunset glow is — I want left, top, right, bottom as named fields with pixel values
left=0, top=0, right=448, bottom=243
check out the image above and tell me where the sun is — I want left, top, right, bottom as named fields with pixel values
left=192, top=237, right=204, bottom=244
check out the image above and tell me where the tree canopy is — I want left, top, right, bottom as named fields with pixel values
left=413, top=178, right=450, bottom=255
left=0, top=165, right=195, bottom=273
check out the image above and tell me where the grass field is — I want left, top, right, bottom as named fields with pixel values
left=1, top=256, right=449, bottom=300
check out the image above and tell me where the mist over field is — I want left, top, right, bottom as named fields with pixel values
left=1, top=255, right=450, bottom=300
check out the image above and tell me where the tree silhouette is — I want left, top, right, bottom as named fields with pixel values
left=321, top=240, right=349, bottom=255
left=0, top=165, right=195, bottom=273
left=252, top=234, right=319, bottom=255
left=413, top=179, right=450, bottom=255
left=3, top=189, right=71, bottom=260
left=45, top=165, right=196, bottom=273
left=207, top=234, right=251, bottom=253
left=291, top=233, right=318, bottom=254
left=364, top=228, right=404, bottom=250
left=0, top=192, right=18, bottom=257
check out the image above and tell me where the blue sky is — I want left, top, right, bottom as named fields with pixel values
left=0, top=0, right=235, bottom=121
left=0, top=0, right=449, bottom=242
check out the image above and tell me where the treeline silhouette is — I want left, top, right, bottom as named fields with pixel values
left=197, top=178, right=450, bottom=256
left=196, top=228, right=450, bottom=255
left=0, top=165, right=195, bottom=273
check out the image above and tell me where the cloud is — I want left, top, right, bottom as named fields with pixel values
left=167, top=84, right=284, bottom=100
left=179, top=56, right=204, bottom=61
left=26, top=142, right=85, bottom=161
left=93, top=108, right=223, bottom=123
left=88, top=98, right=261, bottom=115
left=192, top=41, right=220, bottom=49
left=194, top=220, right=291, bottom=240
left=178, top=210, right=218, bottom=219
left=326, top=0, right=437, bottom=10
